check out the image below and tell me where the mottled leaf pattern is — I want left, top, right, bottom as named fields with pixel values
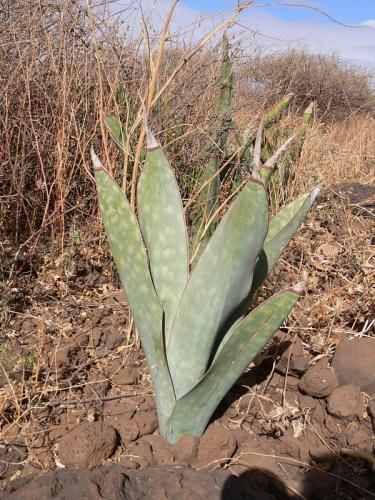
left=93, top=153, right=175, bottom=435
left=137, top=142, right=188, bottom=339
left=166, top=287, right=302, bottom=442
left=167, top=178, right=269, bottom=399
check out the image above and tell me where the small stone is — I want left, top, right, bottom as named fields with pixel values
left=109, top=417, right=139, bottom=444
left=332, top=338, right=375, bottom=395
left=326, top=384, right=363, bottom=420
left=75, top=332, right=89, bottom=347
left=298, top=394, right=318, bottom=412
left=345, top=429, right=371, bottom=447
left=194, top=424, right=236, bottom=468
left=285, top=376, right=300, bottom=390
left=142, top=435, right=175, bottom=465
left=170, top=434, right=200, bottom=464
left=310, top=401, right=326, bottom=425
left=125, top=439, right=153, bottom=468
left=276, top=434, right=301, bottom=459
left=133, top=411, right=158, bottom=437
left=115, top=367, right=138, bottom=385
left=92, top=327, right=103, bottom=347
left=299, top=360, right=338, bottom=398
left=50, top=345, right=76, bottom=372
left=324, top=415, right=343, bottom=436
left=105, top=329, right=123, bottom=350
left=58, top=422, right=117, bottom=470
left=276, top=337, right=309, bottom=377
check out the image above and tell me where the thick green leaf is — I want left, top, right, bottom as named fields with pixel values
left=137, top=127, right=189, bottom=338
left=166, top=285, right=303, bottom=442
left=91, top=149, right=175, bottom=435
left=167, top=177, right=268, bottom=399
left=251, top=187, right=319, bottom=293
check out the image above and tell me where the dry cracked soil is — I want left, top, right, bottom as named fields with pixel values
left=1, top=185, right=374, bottom=499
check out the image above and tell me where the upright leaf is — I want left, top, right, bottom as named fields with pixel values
left=91, top=149, right=175, bottom=435
left=167, top=177, right=268, bottom=399
left=192, top=35, right=234, bottom=254
left=137, top=125, right=189, bottom=337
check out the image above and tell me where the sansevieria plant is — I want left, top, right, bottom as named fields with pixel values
left=91, top=122, right=318, bottom=444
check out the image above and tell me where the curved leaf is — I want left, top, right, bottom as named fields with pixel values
left=166, top=285, right=303, bottom=442
left=251, top=187, right=319, bottom=293
left=105, top=115, right=126, bottom=154
left=167, top=177, right=268, bottom=399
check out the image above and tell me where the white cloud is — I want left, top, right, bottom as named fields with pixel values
left=237, top=8, right=375, bottom=68
left=111, top=2, right=375, bottom=68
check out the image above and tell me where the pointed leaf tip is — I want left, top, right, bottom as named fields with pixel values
left=310, top=187, right=320, bottom=203
left=290, top=280, right=307, bottom=296
left=90, top=146, right=106, bottom=172
left=251, top=170, right=264, bottom=185
left=144, top=118, right=160, bottom=151
left=305, top=101, right=315, bottom=114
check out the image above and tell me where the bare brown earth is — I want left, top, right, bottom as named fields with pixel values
left=0, top=186, right=374, bottom=499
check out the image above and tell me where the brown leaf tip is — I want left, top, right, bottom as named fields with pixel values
left=144, top=118, right=160, bottom=151
left=250, top=170, right=265, bottom=186
left=90, top=146, right=107, bottom=172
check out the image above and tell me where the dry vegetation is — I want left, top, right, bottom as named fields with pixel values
left=0, top=0, right=374, bottom=493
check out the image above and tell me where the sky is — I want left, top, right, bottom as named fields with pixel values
left=183, top=1, right=375, bottom=26
left=112, top=1, right=375, bottom=68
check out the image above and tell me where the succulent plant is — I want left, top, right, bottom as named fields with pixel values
left=91, top=123, right=318, bottom=444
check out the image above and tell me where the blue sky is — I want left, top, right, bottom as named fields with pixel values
left=173, top=0, right=375, bottom=67
left=183, top=1, right=375, bottom=25
left=111, top=1, right=375, bottom=67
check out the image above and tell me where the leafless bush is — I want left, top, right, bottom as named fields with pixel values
left=0, top=1, right=220, bottom=252
left=236, top=48, right=375, bottom=120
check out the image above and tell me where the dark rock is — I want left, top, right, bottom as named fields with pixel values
left=326, top=384, right=363, bottom=419
left=276, top=337, right=309, bottom=377
left=332, top=338, right=375, bottom=395
left=58, top=421, right=117, bottom=470
left=105, top=329, right=123, bottom=350
left=299, top=360, right=338, bottom=398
